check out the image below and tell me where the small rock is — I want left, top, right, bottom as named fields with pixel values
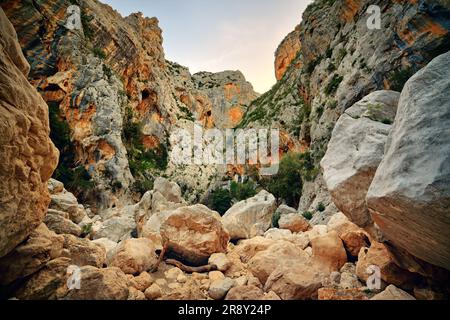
left=208, top=253, right=232, bottom=272
left=145, top=283, right=162, bottom=300
left=209, top=278, right=235, bottom=300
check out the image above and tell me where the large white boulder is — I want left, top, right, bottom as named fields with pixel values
left=222, top=190, right=277, bottom=240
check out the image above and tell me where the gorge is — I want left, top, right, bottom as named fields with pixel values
left=0, top=0, right=449, bottom=301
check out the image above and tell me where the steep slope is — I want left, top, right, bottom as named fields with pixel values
left=240, top=0, right=450, bottom=215
left=1, top=0, right=258, bottom=209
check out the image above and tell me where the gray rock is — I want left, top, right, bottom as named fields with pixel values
left=367, top=51, right=450, bottom=270
left=321, top=91, right=399, bottom=227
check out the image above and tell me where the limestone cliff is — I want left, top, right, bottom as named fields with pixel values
left=0, top=7, right=58, bottom=258
left=2, top=0, right=258, bottom=209
left=242, top=0, right=450, bottom=216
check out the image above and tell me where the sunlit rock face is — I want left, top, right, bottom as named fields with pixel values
left=0, top=7, right=58, bottom=258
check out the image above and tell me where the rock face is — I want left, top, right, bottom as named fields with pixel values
left=160, top=205, right=229, bottom=265
left=367, top=51, right=450, bottom=270
left=2, top=0, right=259, bottom=207
left=222, top=191, right=277, bottom=240
left=321, top=91, right=400, bottom=227
left=275, top=25, right=301, bottom=81
left=0, top=7, right=58, bottom=258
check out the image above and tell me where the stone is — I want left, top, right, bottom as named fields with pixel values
left=247, top=241, right=310, bottom=285
left=109, top=238, right=158, bottom=275
left=145, top=283, right=162, bottom=300
left=133, top=271, right=153, bottom=292
left=311, top=231, right=347, bottom=273
left=165, top=267, right=184, bottom=282
left=264, top=264, right=325, bottom=300
left=91, top=238, right=118, bottom=264
left=209, top=271, right=225, bottom=282
left=367, top=52, right=450, bottom=270
left=321, top=91, right=400, bottom=228
left=318, top=288, right=369, bottom=300
left=91, top=214, right=136, bottom=243
left=50, top=190, right=86, bottom=224
left=58, top=266, right=129, bottom=300
left=44, top=210, right=82, bottom=236
left=0, top=224, right=64, bottom=285
left=278, top=213, right=311, bottom=233
left=15, top=257, right=71, bottom=300
left=208, top=277, right=235, bottom=300
left=304, top=225, right=328, bottom=241
left=153, top=177, right=183, bottom=203
left=340, top=230, right=370, bottom=257
left=371, top=285, right=416, bottom=300
left=208, top=253, right=232, bottom=272
left=0, top=8, right=58, bottom=258
left=160, top=205, right=229, bottom=265
left=356, top=242, right=417, bottom=289
left=128, top=287, right=146, bottom=300
left=61, top=234, right=106, bottom=268
left=225, top=285, right=264, bottom=300
left=47, top=179, right=64, bottom=195
left=222, top=190, right=277, bottom=240
left=275, top=205, right=297, bottom=216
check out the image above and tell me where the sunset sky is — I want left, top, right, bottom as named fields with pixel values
left=100, top=0, right=313, bottom=93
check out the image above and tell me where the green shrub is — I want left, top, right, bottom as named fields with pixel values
left=324, top=74, right=343, bottom=95
left=317, top=202, right=326, bottom=212
left=271, top=211, right=281, bottom=228
left=81, top=223, right=93, bottom=238
left=210, top=188, right=233, bottom=215
left=261, top=152, right=318, bottom=207
left=230, top=180, right=257, bottom=201
left=49, top=103, right=94, bottom=193
left=303, top=211, right=313, bottom=220
left=389, top=67, right=415, bottom=92
left=92, top=47, right=106, bottom=59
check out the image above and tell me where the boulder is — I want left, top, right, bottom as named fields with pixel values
left=15, top=257, right=71, bottom=300
left=311, top=231, right=347, bottom=273
left=160, top=205, right=229, bottom=266
left=222, top=190, right=277, bottom=240
left=318, top=288, right=369, bottom=300
left=209, top=277, right=235, bottom=300
left=0, top=224, right=63, bottom=285
left=61, top=234, right=106, bottom=268
left=0, top=8, right=58, bottom=258
left=208, top=253, right=232, bottom=272
left=278, top=213, right=311, bottom=233
left=321, top=91, right=400, bottom=227
left=58, top=266, right=129, bottom=300
left=44, top=210, right=82, bottom=236
left=340, top=230, right=370, bottom=257
left=91, top=214, right=136, bottom=243
left=264, top=264, right=325, bottom=300
left=356, top=242, right=417, bottom=289
left=50, top=190, right=86, bottom=224
left=153, top=177, right=183, bottom=203
left=91, top=238, right=118, bottom=264
left=247, top=241, right=310, bottom=285
left=109, top=238, right=158, bottom=275
left=128, top=287, right=146, bottom=300
left=144, top=283, right=162, bottom=300
left=225, top=285, right=265, bottom=300
left=371, top=285, right=416, bottom=300
left=47, top=179, right=64, bottom=195
left=366, top=52, right=450, bottom=270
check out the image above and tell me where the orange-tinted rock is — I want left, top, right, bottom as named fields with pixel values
left=0, top=8, right=58, bottom=258
left=274, top=25, right=301, bottom=80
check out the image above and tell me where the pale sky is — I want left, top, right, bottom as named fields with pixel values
left=100, top=0, right=312, bottom=93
